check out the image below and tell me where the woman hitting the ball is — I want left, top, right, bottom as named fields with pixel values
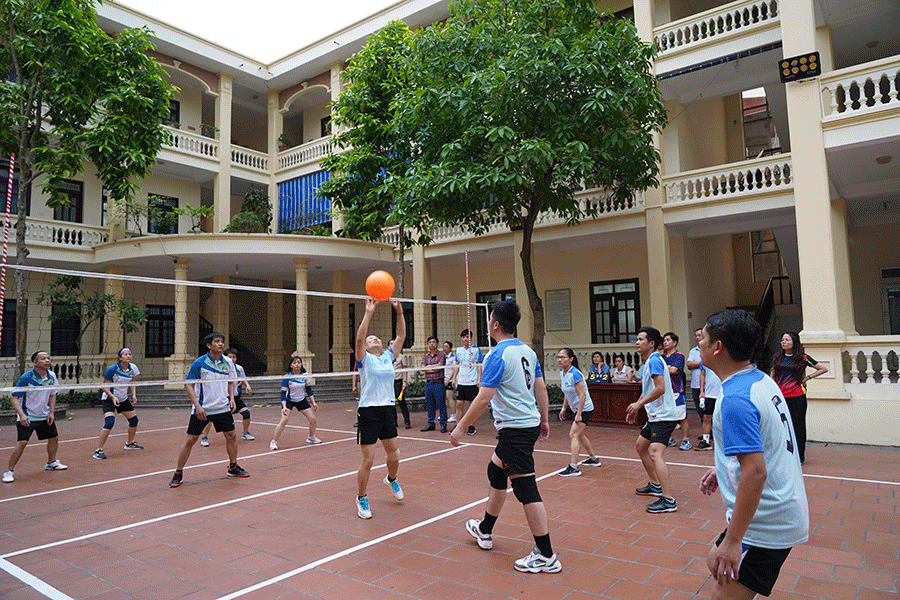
left=353, top=295, right=406, bottom=519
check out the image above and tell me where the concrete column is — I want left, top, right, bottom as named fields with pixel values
left=645, top=204, right=674, bottom=333
left=267, top=89, right=282, bottom=233
left=292, top=258, right=315, bottom=371
left=781, top=0, right=853, bottom=397
left=102, top=265, right=125, bottom=356
left=512, top=230, right=534, bottom=344
left=211, top=274, right=229, bottom=341
left=330, top=269, right=351, bottom=371
left=165, top=257, right=193, bottom=382
left=213, top=72, right=234, bottom=233
left=412, top=244, right=431, bottom=357
left=266, top=278, right=286, bottom=375
left=329, top=61, right=345, bottom=234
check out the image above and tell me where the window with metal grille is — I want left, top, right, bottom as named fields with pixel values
left=590, top=279, right=640, bottom=344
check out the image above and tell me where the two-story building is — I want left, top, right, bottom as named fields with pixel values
left=3, top=0, right=898, bottom=444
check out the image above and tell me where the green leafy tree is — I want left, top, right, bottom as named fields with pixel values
left=319, top=19, right=420, bottom=298
left=37, top=276, right=148, bottom=383
left=325, top=0, right=666, bottom=360
left=224, top=188, right=271, bottom=233
left=0, top=0, right=174, bottom=376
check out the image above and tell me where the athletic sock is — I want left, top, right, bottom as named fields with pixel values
left=703, top=434, right=710, bottom=443
left=229, top=463, right=237, bottom=469
left=387, top=475, right=396, bottom=483
left=534, top=533, right=553, bottom=558
left=480, top=513, right=498, bottom=534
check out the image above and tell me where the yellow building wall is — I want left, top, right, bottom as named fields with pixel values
left=849, top=221, right=899, bottom=335
left=173, top=86, right=203, bottom=133
left=678, top=97, right=729, bottom=172
left=303, top=103, right=331, bottom=143
left=732, top=232, right=767, bottom=307
left=685, top=234, right=738, bottom=332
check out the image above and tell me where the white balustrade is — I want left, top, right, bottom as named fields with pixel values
left=2, top=218, right=109, bottom=248
left=820, top=56, right=900, bottom=121
left=231, top=146, right=268, bottom=172
left=47, top=357, right=108, bottom=383
left=842, top=337, right=900, bottom=385
left=654, top=0, right=779, bottom=55
left=161, top=126, right=218, bottom=159
left=663, top=154, right=792, bottom=205
left=278, top=137, right=334, bottom=171
left=542, top=345, right=642, bottom=383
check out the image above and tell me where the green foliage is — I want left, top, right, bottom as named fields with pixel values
left=404, top=381, right=426, bottom=398
left=173, top=204, right=214, bottom=232
left=322, top=0, right=666, bottom=360
left=56, top=390, right=102, bottom=406
left=277, top=133, right=293, bottom=147
left=0, top=396, right=11, bottom=411
left=546, top=384, right=564, bottom=406
left=223, top=211, right=265, bottom=233
left=37, top=275, right=148, bottom=382
left=286, top=223, right=332, bottom=237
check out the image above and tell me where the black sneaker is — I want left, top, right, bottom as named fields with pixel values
left=578, top=456, right=601, bottom=467
left=558, top=465, right=581, bottom=477
left=646, top=497, right=677, bottom=513
left=635, top=482, right=663, bottom=496
left=169, top=471, right=183, bottom=488
left=467, top=425, right=476, bottom=435
left=695, top=440, right=713, bottom=450
left=440, top=425, right=448, bottom=433
left=227, top=464, right=250, bottom=478
left=421, top=425, right=435, bottom=432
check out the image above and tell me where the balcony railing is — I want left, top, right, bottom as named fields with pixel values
left=231, top=146, right=268, bottom=173
left=278, top=136, right=333, bottom=171
left=1, top=217, right=109, bottom=248
left=820, top=56, right=900, bottom=123
left=842, top=337, right=900, bottom=385
left=663, top=154, right=792, bottom=205
left=542, top=344, right=642, bottom=383
left=161, top=126, right=218, bottom=160
left=654, top=0, right=779, bottom=56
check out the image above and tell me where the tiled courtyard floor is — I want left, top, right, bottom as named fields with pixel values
left=1, top=403, right=897, bottom=599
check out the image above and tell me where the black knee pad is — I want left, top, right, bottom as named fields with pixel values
left=127, top=415, right=138, bottom=428
left=103, top=415, right=115, bottom=430
left=487, top=461, right=507, bottom=490
left=511, top=475, right=542, bottom=504
left=239, top=408, right=250, bottom=420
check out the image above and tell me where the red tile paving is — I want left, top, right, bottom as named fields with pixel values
left=0, top=403, right=898, bottom=599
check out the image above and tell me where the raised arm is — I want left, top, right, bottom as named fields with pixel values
left=355, top=297, right=378, bottom=361
left=389, top=299, right=405, bottom=356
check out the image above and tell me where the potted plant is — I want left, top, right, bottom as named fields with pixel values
left=200, top=122, right=219, bottom=138
left=277, top=133, right=292, bottom=151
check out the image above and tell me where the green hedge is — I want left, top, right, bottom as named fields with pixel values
left=546, top=384, right=563, bottom=405
left=56, top=390, right=103, bottom=406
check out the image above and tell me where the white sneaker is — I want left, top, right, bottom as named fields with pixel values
left=514, top=547, right=562, bottom=573
left=269, top=440, right=278, bottom=451
left=45, top=460, right=68, bottom=471
left=356, top=496, right=372, bottom=519
left=306, top=435, right=321, bottom=444
left=2, top=470, right=13, bottom=483
left=383, top=475, right=404, bottom=500
left=241, top=432, right=255, bottom=441
left=466, top=519, right=493, bottom=550
left=200, top=436, right=209, bottom=447
left=447, top=414, right=457, bottom=423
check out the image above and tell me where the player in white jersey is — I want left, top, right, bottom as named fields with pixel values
left=698, top=310, right=809, bottom=599
left=94, top=347, right=143, bottom=460
left=451, top=301, right=561, bottom=574
left=270, top=356, right=318, bottom=449
left=201, top=349, right=254, bottom=446
left=556, top=347, right=601, bottom=477
left=353, top=297, right=406, bottom=519
left=453, top=328, right=483, bottom=435
left=3, top=351, right=67, bottom=483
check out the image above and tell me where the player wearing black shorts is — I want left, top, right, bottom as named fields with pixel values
left=201, top=349, right=254, bottom=446
left=94, top=347, right=143, bottom=460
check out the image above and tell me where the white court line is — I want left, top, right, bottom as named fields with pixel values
left=1, top=444, right=461, bottom=560
left=0, top=435, right=357, bottom=504
left=0, top=425, right=186, bottom=451
left=219, top=467, right=560, bottom=600
left=0, top=558, right=74, bottom=600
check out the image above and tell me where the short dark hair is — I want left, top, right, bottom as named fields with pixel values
left=705, top=310, right=761, bottom=362
left=204, top=332, right=225, bottom=346
left=694, top=327, right=703, bottom=334
left=31, top=350, right=48, bottom=362
left=225, top=348, right=238, bottom=356
left=427, top=335, right=438, bottom=343
left=663, top=331, right=679, bottom=344
left=638, top=326, right=663, bottom=350
left=490, top=300, right=520, bottom=334
left=460, top=328, right=471, bottom=337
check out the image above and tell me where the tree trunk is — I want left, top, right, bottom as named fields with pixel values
left=14, top=172, right=31, bottom=379
left=520, top=197, right=544, bottom=369
left=397, top=224, right=405, bottom=299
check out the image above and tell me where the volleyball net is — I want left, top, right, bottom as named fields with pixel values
left=0, top=263, right=492, bottom=397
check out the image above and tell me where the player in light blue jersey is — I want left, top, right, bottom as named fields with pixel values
left=698, top=310, right=809, bottom=599
left=451, top=301, right=561, bottom=574
left=353, top=296, right=406, bottom=519
left=556, top=347, right=600, bottom=477
left=627, top=327, right=680, bottom=513
left=3, top=351, right=66, bottom=483
left=270, top=356, right=318, bottom=449
left=169, top=332, right=249, bottom=488
left=453, top=328, right=483, bottom=435
left=93, top=347, right=143, bottom=460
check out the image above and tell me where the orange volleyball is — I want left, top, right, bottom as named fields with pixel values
left=365, top=270, right=395, bottom=301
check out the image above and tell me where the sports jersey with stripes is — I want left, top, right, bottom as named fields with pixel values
left=481, top=338, right=543, bottom=430
left=281, top=372, right=312, bottom=400
left=640, top=352, right=678, bottom=422
left=358, top=348, right=396, bottom=408
left=455, top=345, right=484, bottom=385
left=560, top=367, right=592, bottom=413
left=186, top=353, right=236, bottom=415
left=101, top=362, right=140, bottom=401
left=13, top=369, right=59, bottom=420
